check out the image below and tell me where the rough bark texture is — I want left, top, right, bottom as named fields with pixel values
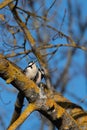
left=0, top=54, right=87, bottom=130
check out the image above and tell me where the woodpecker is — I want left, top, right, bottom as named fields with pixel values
left=23, top=61, right=44, bottom=84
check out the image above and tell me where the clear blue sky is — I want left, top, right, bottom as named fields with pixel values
left=0, top=0, right=87, bottom=130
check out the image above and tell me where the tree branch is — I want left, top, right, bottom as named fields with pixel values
left=0, top=0, right=15, bottom=9
left=9, top=92, right=24, bottom=126
left=0, top=54, right=39, bottom=102
left=8, top=2, right=53, bottom=90
left=38, top=43, right=87, bottom=52
left=8, top=103, right=37, bottom=130
left=0, top=54, right=87, bottom=129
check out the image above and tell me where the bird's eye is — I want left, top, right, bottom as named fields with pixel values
left=28, top=65, right=32, bottom=68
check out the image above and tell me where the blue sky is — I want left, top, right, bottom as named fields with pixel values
left=0, top=0, right=87, bottom=130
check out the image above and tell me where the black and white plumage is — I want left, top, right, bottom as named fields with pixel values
left=24, top=61, right=44, bottom=84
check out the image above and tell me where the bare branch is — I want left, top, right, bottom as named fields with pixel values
left=0, top=0, right=15, bottom=9
left=0, top=54, right=86, bottom=130
left=8, top=103, right=37, bottom=130
left=39, top=43, right=87, bottom=52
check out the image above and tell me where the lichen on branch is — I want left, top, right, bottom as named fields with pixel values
left=0, top=54, right=86, bottom=130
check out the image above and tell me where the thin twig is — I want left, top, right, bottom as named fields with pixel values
left=38, top=43, right=87, bottom=52
left=5, top=50, right=32, bottom=58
